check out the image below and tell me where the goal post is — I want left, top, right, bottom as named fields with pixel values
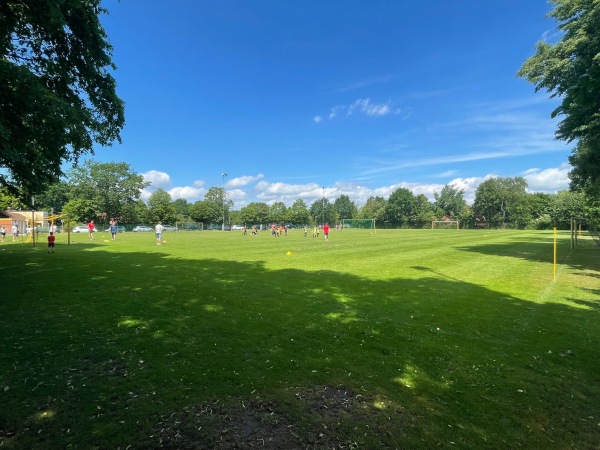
left=342, top=219, right=376, bottom=231
left=432, top=220, right=459, bottom=230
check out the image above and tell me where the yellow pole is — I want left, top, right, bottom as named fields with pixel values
left=32, top=210, right=35, bottom=247
left=553, top=227, right=557, bottom=282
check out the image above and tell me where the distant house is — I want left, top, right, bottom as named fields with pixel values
left=0, top=210, right=47, bottom=235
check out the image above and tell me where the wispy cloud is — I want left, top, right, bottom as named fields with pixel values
left=407, top=86, right=465, bottom=100
left=541, top=28, right=563, bottom=44
left=360, top=148, right=555, bottom=176
left=360, top=94, right=569, bottom=177
left=324, top=98, right=408, bottom=121
left=332, top=75, right=394, bottom=93
left=433, top=170, right=459, bottom=178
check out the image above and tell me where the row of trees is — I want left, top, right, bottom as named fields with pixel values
left=0, top=161, right=592, bottom=230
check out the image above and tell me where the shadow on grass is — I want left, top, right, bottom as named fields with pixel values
left=454, top=236, right=600, bottom=273
left=1, top=244, right=599, bottom=449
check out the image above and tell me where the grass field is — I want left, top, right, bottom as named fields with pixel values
left=1, top=229, right=599, bottom=449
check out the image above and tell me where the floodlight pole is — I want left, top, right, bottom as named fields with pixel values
left=222, top=172, right=227, bottom=231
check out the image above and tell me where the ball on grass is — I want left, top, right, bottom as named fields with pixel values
left=286, top=251, right=292, bottom=256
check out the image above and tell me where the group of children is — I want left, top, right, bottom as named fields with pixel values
left=0, top=224, right=57, bottom=252
left=270, top=224, right=289, bottom=237
left=301, top=224, right=330, bottom=239
left=263, top=223, right=330, bottom=240
left=0, top=224, right=20, bottom=243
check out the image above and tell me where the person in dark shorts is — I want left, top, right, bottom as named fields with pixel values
left=48, top=232, right=56, bottom=253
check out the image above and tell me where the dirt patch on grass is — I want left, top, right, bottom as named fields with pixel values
left=147, top=385, right=404, bottom=449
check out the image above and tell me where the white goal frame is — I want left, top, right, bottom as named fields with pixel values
left=432, top=220, right=459, bottom=230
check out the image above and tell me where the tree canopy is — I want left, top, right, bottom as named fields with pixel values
left=358, top=196, right=386, bottom=221
left=434, top=185, right=467, bottom=220
left=147, top=189, right=177, bottom=224
left=518, top=0, right=600, bottom=198
left=286, top=199, right=310, bottom=225
left=334, top=195, right=357, bottom=221
left=269, top=202, right=287, bottom=224
left=310, top=197, right=335, bottom=225
left=384, top=188, right=416, bottom=227
left=62, top=160, right=147, bottom=223
left=0, top=0, right=125, bottom=199
left=472, top=177, right=529, bottom=227
left=238, top=202, right=268, bottom=225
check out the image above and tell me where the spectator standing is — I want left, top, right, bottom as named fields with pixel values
left=155, top=222, right=163, bottom=245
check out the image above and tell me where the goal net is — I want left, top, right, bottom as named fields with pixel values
left=342, top=219, right=376, bottom=230
left=432, top=220, right=459, bottom=230
left=175, top=221, right=204, bottom=231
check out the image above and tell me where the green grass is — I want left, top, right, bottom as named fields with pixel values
left=1, top=229, right=599, bottom=449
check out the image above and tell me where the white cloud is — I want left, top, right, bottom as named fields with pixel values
left=142, top=170, right=171, bottom=189
left=227, top=174, right=264, bottom=188
left=313, top=115, right=323, bottom=123
left=139, top=188, right=152, bottom=202
left=255, top=181, right=322, bottom=205
left=146, top=164, right=571, bottom=211
left=168, top=186, right=205, bottom=201
left=522, top=163, right=571, bottom=192
left=226, top=188, right=248, bottom=205
left=446, top=176, right=494, bottom=204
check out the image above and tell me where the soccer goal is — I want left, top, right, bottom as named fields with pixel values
left=175, top=221, right=204, bottom=231
left=342, top=219, right=376, bottom=231
left=432, top=220, right=459, bottom=230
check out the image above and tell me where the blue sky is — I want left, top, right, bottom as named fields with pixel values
left=94, top=0, right=570, bottom=208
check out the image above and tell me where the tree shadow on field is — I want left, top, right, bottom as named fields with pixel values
left=454, top=237, right=600, bottom=273
left=1, top=245, right=599, bottom=449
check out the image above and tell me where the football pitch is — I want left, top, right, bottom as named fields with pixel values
left=1, top=229, right=599, bottom=448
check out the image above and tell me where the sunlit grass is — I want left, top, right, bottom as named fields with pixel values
left=0, top=229, right=598, bottom=448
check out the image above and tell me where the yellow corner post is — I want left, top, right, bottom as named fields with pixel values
left=553, top=227, right=557, bottom=282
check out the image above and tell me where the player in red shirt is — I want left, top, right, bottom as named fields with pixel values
left=48, top=232, right=56, bottom=253
left=323, top=223, right=330, bottom=240
left=87, top=220, right=95, bottom=240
